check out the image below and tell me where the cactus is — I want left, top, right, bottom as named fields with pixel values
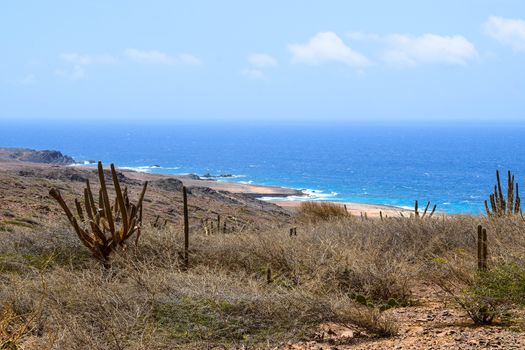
left=485, top=170, right=521, bottom=217
left=203, top=218, right=210, bottom=236
left=49, top=161, right=147, bottom=267
left=183, top=186, right=189, bottom=269
left=477, top=225, right=488, bottom=271
left=153, top=215, right=160, bottom=227
left=414, top=200, right=436, bottom=219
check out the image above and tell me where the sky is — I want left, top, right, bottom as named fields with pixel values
left=1, top=0, right=525, bottom=123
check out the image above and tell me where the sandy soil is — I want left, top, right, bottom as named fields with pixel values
left=269, top=200, right=413, bottom=218
left=288, top=284, right=525, bottom=349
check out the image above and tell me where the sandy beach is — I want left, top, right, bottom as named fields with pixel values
left=119, top=168, right=412, bottom=216
left=268, top=200, right=413, bottom=217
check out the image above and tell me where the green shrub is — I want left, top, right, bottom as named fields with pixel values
left=435, top=261, right=525, bottom=325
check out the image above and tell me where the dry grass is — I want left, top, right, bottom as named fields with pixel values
left=297, top=201, right=350, bottom=223
left=1, top=212, right=525, bottom=348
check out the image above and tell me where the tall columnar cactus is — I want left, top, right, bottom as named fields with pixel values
left=485, top=170, right=521, bottom=217
left=477, top=225, right=488, bottom=271
left=49, top=161, right=148, bottom=266
left=183, top=186, right=189, bottom=269
left=414, top=200, right=437, bottom=218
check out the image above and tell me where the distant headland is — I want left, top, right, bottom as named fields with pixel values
left=0, top=147, right=75, bottom=165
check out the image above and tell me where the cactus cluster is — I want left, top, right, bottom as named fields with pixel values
left=414, top=200, right=437, bottom=218
left=484, top=170, right=521, bottom=217
left=202, top=214, right=246, bottom=235
left=49, top=161, right=147, bottom=266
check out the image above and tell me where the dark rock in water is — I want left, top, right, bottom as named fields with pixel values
left=153, top=178, right=184, bottom=192
left=0, top=147, right=75, bottom=164
left=185, top=174, right=201, bottom=180
left=201, top=173, right=233, bottom=178
left=152, top=165, right=161, bottom=168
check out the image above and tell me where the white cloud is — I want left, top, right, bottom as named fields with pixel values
left=60, top=53, right=117, bottom=65
left=57, top=53, right=116, bottom=80
left=55, top=65, right=86, bottom=80
left=242, top=68, right=265, bottom=80
left=124, top=49, right=200, bottom=65
left=484, top=16, right=525, bottom=52
left=287, top=32, right=370, bottom=67
left=383, top=34, right=478, bottom=66
left=248, top=53, right=278, bottom=67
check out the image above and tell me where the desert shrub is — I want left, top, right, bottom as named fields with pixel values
left=336, top=262, right=412, bottom=306
left=456, top=262, right=525, bottom=324
left=473, top=262, right=525, bottom=305
left=297, top=201, right=350, bottom=223
left=153, top=287, right=345, bottom=346
left=430, top=250, right=525, bottom=325
left=0, top=290, right=46, bottom=350
left=345, top=304, right=399, bottom=337
left=0, top=225, right=91, bottom=273
left=7, top=211, right=525, bottom=347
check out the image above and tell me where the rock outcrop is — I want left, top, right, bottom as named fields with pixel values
left=0, top=147, right=75, bottom=165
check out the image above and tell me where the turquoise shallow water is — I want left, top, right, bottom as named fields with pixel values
left=2, top=121, right=525, bottom=214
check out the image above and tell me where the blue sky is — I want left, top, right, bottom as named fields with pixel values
left=1, top=0, right=524, bottom=122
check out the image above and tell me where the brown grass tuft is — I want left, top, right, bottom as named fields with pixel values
left=297, top=201, right=350, bottom=223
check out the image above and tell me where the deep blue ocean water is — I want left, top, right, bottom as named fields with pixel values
left=2, top=121, right=525, bottom=214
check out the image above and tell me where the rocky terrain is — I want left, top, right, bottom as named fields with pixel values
left=0, top=147, right=75, bottom=165
left=0, top=158, right=293, bottom=234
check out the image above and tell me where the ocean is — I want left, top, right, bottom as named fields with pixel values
left=2, top=121, right=525, bottom=214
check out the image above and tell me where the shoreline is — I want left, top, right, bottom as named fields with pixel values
left=0, top=146, right=416, bottom=216
left=113, top=165, right=412, bottom=216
